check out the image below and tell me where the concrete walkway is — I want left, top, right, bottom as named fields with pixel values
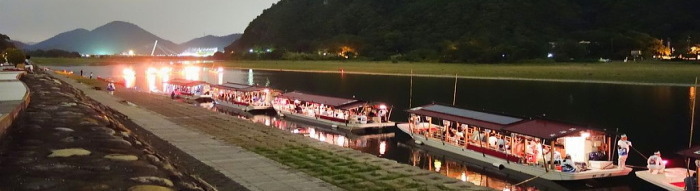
left=50, top=73, right=341, bottom=191
left=0, top=71, right=28, bottom=137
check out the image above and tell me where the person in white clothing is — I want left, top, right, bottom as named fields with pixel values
left=647, top=151, right=665, bottom=174
left=617, top=134, right=632, bottom=169
left=488, top=133, right=498, bottom=148
left=561, top=154, right=577, bottom=172
left=496, top=135, right=506, bottom=152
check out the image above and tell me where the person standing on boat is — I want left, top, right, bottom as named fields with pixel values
left=617, top=134, right=632, bottom=169
left=646, top=151, right=665, bottom=174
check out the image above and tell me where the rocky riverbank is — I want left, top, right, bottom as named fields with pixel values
left=0, top=71, right=222, bottom=190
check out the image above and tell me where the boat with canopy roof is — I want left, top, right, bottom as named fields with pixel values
left=210, top=82, right=279, bottom=112
left=163, top=78, right=210, bottom=99
left=397, top=104, right=632, bottom=181
left=272, top=91, right=395, bottom=130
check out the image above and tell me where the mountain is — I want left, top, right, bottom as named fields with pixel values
left=180, top=34, right=241, bottom=50
left=27, top=21, right=182, bottom=55
left=11, top=40, right=29, bottom=49
left=227, top=0, right=700, bottom=62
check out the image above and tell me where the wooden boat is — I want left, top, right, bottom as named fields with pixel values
left=163, top=78, right=210, bottom=99
left=637, top=84, right=699, bottom=190
left=636, top=168, right=696, bottom=191
left=636, top=145, right=700, bottom=190
left=210, top=82, right=279, bottom=112
left=397, top=104, right=632, bottom=181
left=272, top=91, right=395, bottom=130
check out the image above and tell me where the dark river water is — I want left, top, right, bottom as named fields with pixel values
left=49, top=63, right=699, bottom=191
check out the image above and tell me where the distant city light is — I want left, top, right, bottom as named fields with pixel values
left=178, top=47, right=218, bottom=57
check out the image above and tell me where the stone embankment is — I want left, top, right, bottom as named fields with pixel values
left=0, top=72, right=219, bottom=190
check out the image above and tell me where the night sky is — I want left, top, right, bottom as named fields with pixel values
left=0, top=0, right=280, bottom=43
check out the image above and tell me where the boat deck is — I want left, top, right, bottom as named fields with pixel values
left=636, top=167, right=695, bottom=191
left=280, top=111, right=395, bottom=130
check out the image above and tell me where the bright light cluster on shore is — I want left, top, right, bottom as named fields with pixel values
left=178, top=47, right=218, bottom=57
left=183, top=66, right=201, bottom=80
left=122, top=68, right=136, bottom=88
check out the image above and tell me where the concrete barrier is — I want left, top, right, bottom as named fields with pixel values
left=0, top=71, right=29, bottom=139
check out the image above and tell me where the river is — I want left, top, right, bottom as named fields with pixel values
left=49, top=62, right=698, bottom=191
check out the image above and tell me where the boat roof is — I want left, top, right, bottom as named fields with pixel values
left=212, top=82, right=271, bottom=92
left=407, top=104, right=523, bottom=130
left=165, top=78, right=207, bottom=86
left=677, top=145, right=700, bottom=159
left=504, top=119, right=592, bottom=139
left=277, top=91, right=366, bottom=109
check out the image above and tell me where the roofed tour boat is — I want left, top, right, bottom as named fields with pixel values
left=163, top=78, right=210, bottom=99
left=272, top=91, right=395, bottom=130
left=210, top=82, right=279, bottom=112
left=397, top=104, right=632, bottom=181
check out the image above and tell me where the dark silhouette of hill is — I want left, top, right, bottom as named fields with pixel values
left=27, top=21, right=182, bottom=55
left=11, top=40, right=28, bottom=49
left=180, top=34, right=241, bottom=51
left=227, top=0, right=700, bottom=62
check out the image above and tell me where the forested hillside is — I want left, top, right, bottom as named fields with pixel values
left=226, top=0, right=700, bottom=62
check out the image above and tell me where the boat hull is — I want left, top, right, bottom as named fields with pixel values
left=397, top=123, right=632, bottom=181
left=216, top=100, right=273, bottom=112
left=635, top=167, right=695, bottom=191
left=276, top=109, right=395, bottom=130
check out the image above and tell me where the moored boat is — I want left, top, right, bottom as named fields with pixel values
left=398, top=104, right=632, bottom=181
left=272, top=91, right=395, bottom=130
left=636, top=146, right=699, bottom=190
left=163, top=78, right=210, bottom=99
left=210, top=82, right=279, bottom=112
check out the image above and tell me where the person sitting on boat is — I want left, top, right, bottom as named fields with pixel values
left=488, top=132, right=498, bottom=148
left=553, top=150, right=562, bottom=165
left=617, top=134, right=632, bottom=169
left=410, top=115, right=419, bottom=126
left=561, top=154, right=577, bottom=173
left=456, top=128, right=464, bottom=139
left=471, top=129, right=484, bottom=143
left=514, top=138, right=525, bottom=157
left=526, top=139, right=539, bottom=164
left=496, top=135, right=506, bottom=152
left=646, top=151, right=665, bottom=174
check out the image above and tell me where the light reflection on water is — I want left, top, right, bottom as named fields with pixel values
left=210, top=106, right=529, bottom=191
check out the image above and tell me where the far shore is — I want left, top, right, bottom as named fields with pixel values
left=34, top=57, right=700, bottom=86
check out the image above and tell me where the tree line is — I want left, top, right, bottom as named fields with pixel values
left=226, top=0, right=700, bottom=63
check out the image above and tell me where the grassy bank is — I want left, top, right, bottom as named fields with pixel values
left=36, top=57, right=700, bottom=85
